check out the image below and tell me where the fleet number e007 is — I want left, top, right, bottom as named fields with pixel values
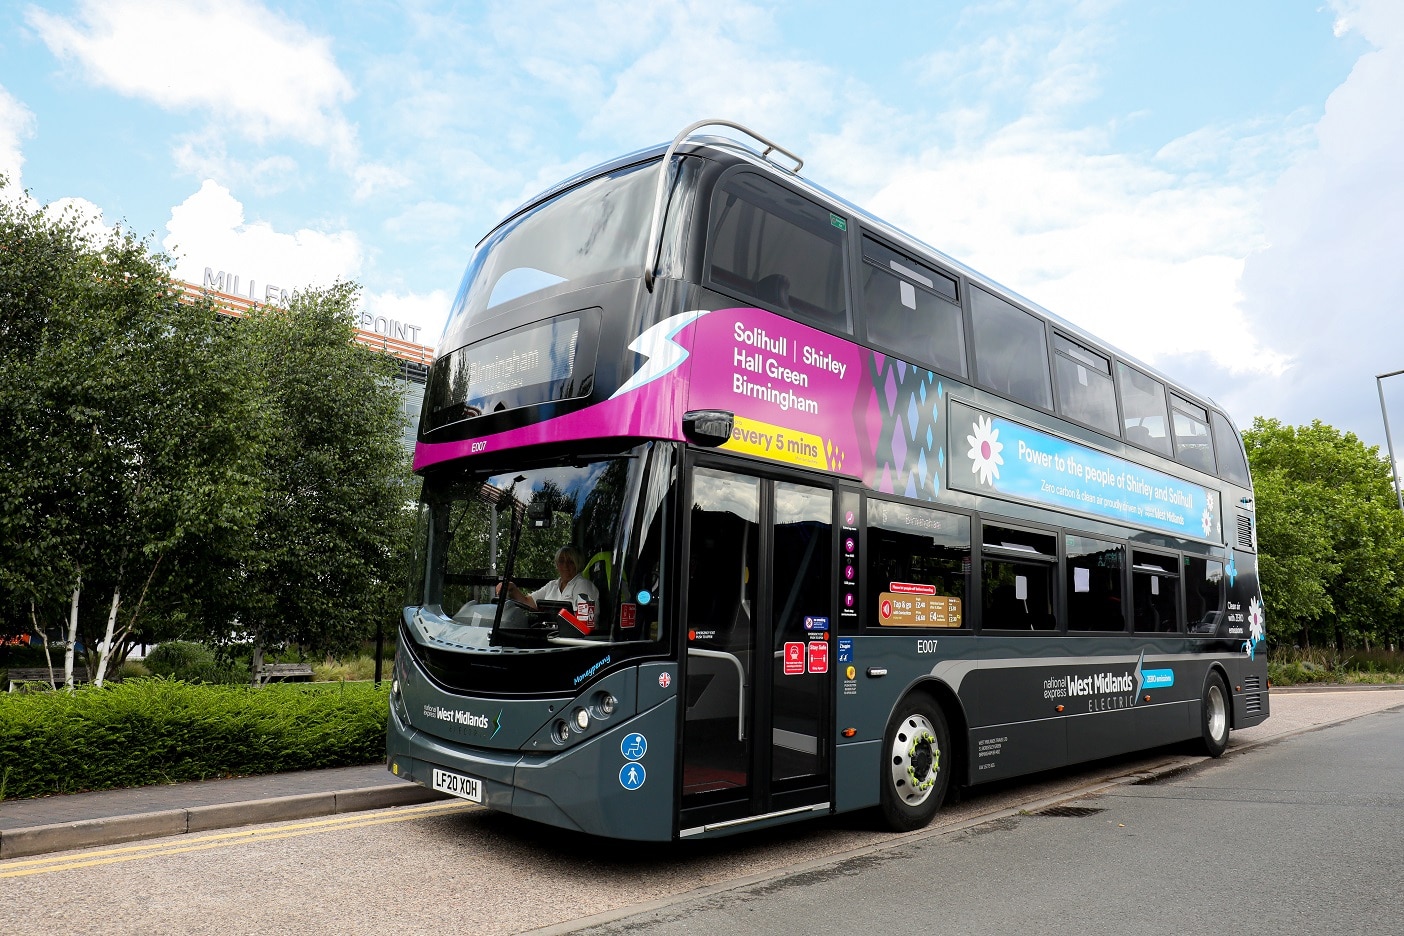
left=432, top=767, right=484, bottom=803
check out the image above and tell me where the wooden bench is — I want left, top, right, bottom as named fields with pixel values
left=255, top=663, right=315, bottom=684
left=5, top=666, right=89, bottom=692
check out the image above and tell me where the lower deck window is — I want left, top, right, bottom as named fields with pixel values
left=1132, top=551, right=1180, bottom=633
left=981, top=525, right=1057, bottom=631
left=1066, top=535, right=1126, bottom=632
left=1185, top=556, right=1225, bottom=634
left=866, top=499, right=970, bottom=628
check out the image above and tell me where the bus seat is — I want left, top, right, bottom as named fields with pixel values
left=756, top=274, right=792, bottom=311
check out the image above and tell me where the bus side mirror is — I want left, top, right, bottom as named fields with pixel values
left=683, top=410, right=734, bottom=448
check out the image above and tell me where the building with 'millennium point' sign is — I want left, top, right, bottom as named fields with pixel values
left=182, top=280, right=435, bottom=453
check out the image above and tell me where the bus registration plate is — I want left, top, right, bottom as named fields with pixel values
left=432, top=767, right=484, bottom=803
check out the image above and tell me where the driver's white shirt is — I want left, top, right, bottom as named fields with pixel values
left=532, top=573, right=599, bottom=605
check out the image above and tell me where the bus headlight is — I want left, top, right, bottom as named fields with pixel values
left=553, top=720, right=571, bottom=744
left=573, top=707, right=590, bottom=731
left=594, top=692, right=618, bottom=718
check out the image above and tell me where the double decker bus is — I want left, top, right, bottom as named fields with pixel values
left=387, top=120, right=1269, bottom=840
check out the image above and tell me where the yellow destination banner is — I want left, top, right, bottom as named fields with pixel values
left=877, top=592, right=963, bottom=628
left=721, top=415, right=827, bottom=471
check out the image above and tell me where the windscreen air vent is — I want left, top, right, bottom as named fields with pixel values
left=1236, top=513, right=1255, bottom=550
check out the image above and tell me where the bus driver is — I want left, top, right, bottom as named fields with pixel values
left=500, top=545, right=600, bottom=612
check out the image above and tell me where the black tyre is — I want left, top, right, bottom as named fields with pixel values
left=1199, top=672, right=1230, bottom=758
left=879, top=695, right=950, bottom=832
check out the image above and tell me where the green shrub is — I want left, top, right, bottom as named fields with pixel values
left=117, top=660, right=151, bottom=680
left=1268, top=646, right=1404, bottom=686
left=0, top=678, right=389, bottom=799
left=142, top=641, right=249, bottom=684
left=143, top=641, right=215, bottom=677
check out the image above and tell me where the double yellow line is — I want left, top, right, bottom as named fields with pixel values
left=1, top=800, right=478, bottom=879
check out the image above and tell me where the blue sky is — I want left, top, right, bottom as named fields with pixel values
left=3, top=0, right=1403, bottom=456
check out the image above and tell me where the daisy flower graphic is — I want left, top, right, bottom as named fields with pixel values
left=966, top=415, right=1003, bottom=486
left=1244, top=596, right=1266, bottom=659
left=1201, top=494, right=1215, bottom=537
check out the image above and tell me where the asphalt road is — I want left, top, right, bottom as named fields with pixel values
left=574, top=705, right=1404, bottom=936
left=2, top=689, right=1401, bottom=935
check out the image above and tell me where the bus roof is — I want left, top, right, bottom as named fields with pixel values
left=479, top=132, right=1227, bottom=425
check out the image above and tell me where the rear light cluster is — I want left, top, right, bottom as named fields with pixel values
left=551, top=690, right=618, bottom=745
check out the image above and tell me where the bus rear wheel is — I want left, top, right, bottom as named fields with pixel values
left=1200, top=672, right=1230, bottom=758
left=879, top=696, right=950, bottom=832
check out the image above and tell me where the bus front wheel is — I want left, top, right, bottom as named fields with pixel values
left=1199, top=672, right=1230, bottom=758
left=879, top=695, right=950, bottom=832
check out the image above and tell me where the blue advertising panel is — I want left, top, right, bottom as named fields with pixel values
left=949, top=400, right=1222, bottom=543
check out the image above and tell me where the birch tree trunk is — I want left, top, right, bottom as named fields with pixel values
left=250, top=636, right=266, bottom=686
left=63, top=569, right=81, bottom=690
left=94, top=585, right=122, bottom=687
left=32, top=602, right=56, bottom=690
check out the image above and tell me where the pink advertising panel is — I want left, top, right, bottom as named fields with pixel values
left=415, top=307, right=949, bottom=506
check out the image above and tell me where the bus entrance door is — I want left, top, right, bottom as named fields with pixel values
left=680, top=465, right=834, bottom=833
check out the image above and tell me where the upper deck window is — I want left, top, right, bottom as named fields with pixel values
left=970, top=286, right=1052, bottom=410
left=860, top=235, right=966, bottom=378
left=442, top=161, right=657, bottom=341
left=707, top=171, right=849, bottom=331
left=1212, top=412, right=1252, bottom=487
left=1116, top=363, right=1172, bottom=457
left=1170, top=394, right=1217, bottom=475
left=1052, top=334, right=1119, bottom=435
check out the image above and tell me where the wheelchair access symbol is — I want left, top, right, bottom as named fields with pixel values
left=621, top=732, right=648, bottom=761
left=620, top=762, right=647, bottom=791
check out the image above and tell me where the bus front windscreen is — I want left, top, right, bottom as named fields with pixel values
left=408, top=443, right=673, bottom=694
left=440, top=160, right=659, bottom=345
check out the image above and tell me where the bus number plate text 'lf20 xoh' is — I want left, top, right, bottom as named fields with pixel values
left=432, top=767, right=484, bottom=803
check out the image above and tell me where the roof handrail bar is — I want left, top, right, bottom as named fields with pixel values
left=643, top=119, right=803, bottom=291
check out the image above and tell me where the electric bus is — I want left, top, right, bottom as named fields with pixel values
left=387, top=120, right=1269, bottom=840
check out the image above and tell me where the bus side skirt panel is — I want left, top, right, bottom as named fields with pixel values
left=834, top=739, right=881, bottom=812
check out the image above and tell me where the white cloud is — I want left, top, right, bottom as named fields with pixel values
left=861, top=114, right=1291, bottom=382
left=363, top=288, right=452, bottom=346
left=28, top=0, right=356, bottom=154
left=589, top=3, right=842, bottom=146
left=0, top=83, right=35, bottom=191
left=351, top=162, right=412, bottom=200
left=43, top=196, right=114, bottom=244
left=1228, top=0, right=1404, bottom=439
left=162, top=180, right=362, bottom=299
left=172, top=137, right=299, bottom=196
left=160, top=182, right=447, bottom=340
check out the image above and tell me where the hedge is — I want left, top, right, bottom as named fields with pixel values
left=0, top=678, right=389, bottom=800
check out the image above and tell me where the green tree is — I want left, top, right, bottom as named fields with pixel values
left=0, top=182, right=266, bottom=684
left=1244, top=418, right=1404, bottom=650
left=233, top=283, right=413, bottom=669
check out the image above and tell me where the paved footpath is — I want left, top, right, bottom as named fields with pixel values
left=1, top=686, right=1400, bottom=865
left=0, top=763, right=441, bottom=859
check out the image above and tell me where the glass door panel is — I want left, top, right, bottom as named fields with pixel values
left=682, top=467, right=759, bottom=801
left=770, top=482, right=832, bottom=787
